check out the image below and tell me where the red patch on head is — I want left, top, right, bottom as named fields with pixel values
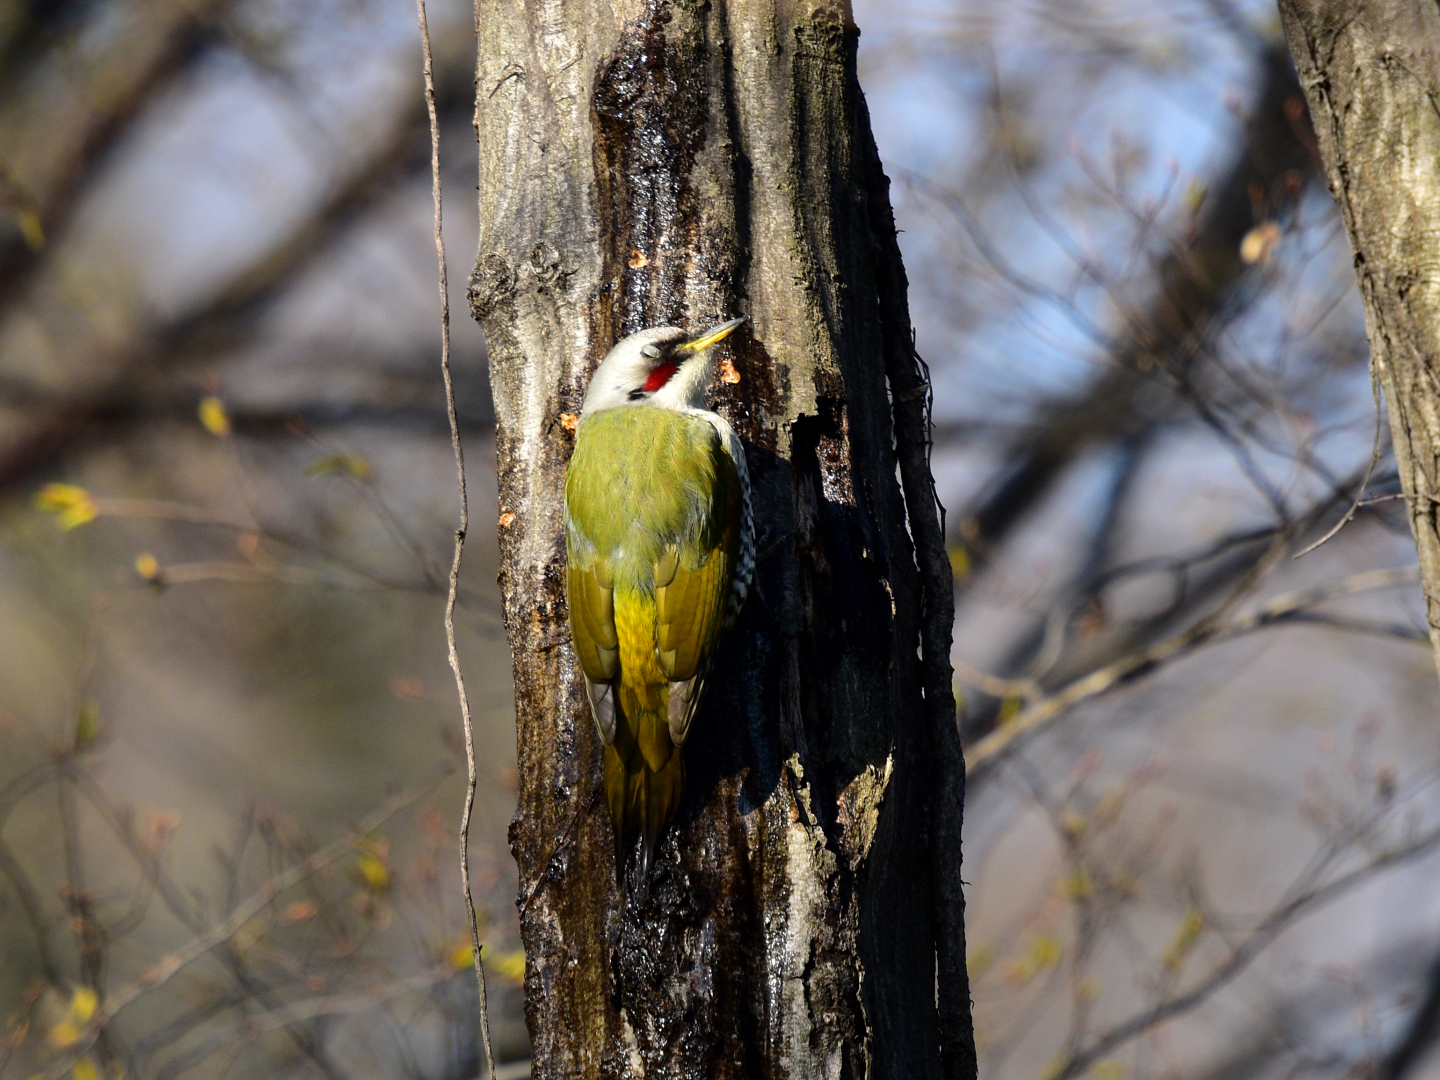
left=642, top=361, right=679, bottom=392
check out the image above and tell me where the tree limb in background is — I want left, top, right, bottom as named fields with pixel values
left=39, top=787, right=426, bottom=1079
left=941, top=40, right=1318, bottom=564
left=1378, top=945, right=1440, bottom=1080
left=0, top=95, right=458, bottom=490
left=0, top=0, right=233, bottom=296
left=965, top=565, right=1423, bottom=773
left=1051, top=792, right=1440, bottom=1080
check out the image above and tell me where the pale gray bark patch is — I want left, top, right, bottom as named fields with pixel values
left=1280, top=0, right=1440, bottom=683
left=470, top=2, right=976, bottom=1076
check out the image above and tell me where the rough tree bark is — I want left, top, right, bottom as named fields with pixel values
left=1279, top=1, right=1440, bottom=683
left=468, top=2, right=975, bottom=1077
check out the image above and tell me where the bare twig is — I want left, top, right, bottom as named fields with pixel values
left=1054, top=809, right=1440, bottom=1080
left=81, top=495, right=501, bottom=607
left=965, top=565, right=1423, bottom=767
left=416, top=2, right=494, bottom=1077
left=89, top=497, right=250, bottom=528
left=145, top=969, right=459, bottom=1078
left=41, top=788, right=425, bottom=1079
left=519, top=785, right=603, bottom=916
left=0, top=763, right=62, bottom=982
left=951, top=659, right=1041, bottom=703
left=1291, top=373, right=1386, bottom=560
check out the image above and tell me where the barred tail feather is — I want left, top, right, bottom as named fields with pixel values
left=602, top=740, right=684, bottom=891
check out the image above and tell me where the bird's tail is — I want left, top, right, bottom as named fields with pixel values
left=603, top=739, right=684, bottom=889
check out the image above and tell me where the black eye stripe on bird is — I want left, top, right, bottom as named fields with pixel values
left=563, top=317, right=752, bottom=890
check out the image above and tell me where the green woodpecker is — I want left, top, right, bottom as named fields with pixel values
left=564, top=317, right=752, bottom=883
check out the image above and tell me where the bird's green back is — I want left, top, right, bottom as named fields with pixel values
left=564, top=405, right=732, bottom=585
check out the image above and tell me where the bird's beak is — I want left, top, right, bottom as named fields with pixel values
left=676, top=316, right=745, bottom=355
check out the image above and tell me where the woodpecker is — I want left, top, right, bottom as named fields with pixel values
left=563, top=317, right=752, bottom=884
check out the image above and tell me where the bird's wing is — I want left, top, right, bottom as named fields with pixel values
left=655, top=445, right=742, bottom=745
left=566, top=553, right=619, bottom=743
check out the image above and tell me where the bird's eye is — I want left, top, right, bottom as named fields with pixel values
left=640, top=344, right=661, bottom=359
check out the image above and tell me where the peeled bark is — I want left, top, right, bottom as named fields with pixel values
left=469, top=2, right=975, bottom=1076
left=1279, top=1, right=1440, bottom=682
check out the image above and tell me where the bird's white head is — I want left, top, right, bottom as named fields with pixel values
left=580, top=317, right=745, bottom=417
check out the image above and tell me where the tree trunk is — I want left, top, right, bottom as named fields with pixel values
left=468, top=2, right=976, bottom=1077
left=1279, top=0, right=1440, bottom=681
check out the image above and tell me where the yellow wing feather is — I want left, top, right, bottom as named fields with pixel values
left=566, top=560, right=617, bottom=681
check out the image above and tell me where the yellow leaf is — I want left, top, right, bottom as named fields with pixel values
left=134, top=554, right=160, bottom=581
left=1077, top=976, right=1101, bottom=1002
left=47, top=1021, right=80, bottom=1049
left=1058, top=868, right=1093, bottom=901
left=1030, top=934, right=1062, bottom=969
left=1093, top=1061, right=1124, bottom=1080
left=448, top=940, right=476, bottom=971
left=1239, top=222, right=1281, bottom=265
left=948, top=544, right=971, bottom=580
left=1162, top=907, right=1206, bottom=971
left=356, top=854, right=390, bottom=892
left=1039, top=1053, right=1070, bottom=1080
left=1183, top=178, right=1207, bottom=212
left=996, top=695, right=1023, bottom=727
left=35, top=484, right=97, bottom=529
left=486, top=948, right=526, bottom=985
left=966, top=944, right=995, bottom=978
left=69, top=987, right=98, bottom=1024
left=1062, top=812, right=1088, bottom=838
left=198, top=396, right=231, bottom=437
left=1094, top=786, right=1126, bottom=824
left=306, top=453, right=372, bottom=480
left=74, top=701, right=100, bottom=751
left=1007, top=934, right=1063, bottom=985
left=18, top=209, right=45, bottom=251
left=71, top=1058, right=99, bottom=1080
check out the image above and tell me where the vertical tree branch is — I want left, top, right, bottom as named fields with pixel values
left=1278, top=0, right=1440, bottom=682
left=415, top=2, right=493, bottom=1076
